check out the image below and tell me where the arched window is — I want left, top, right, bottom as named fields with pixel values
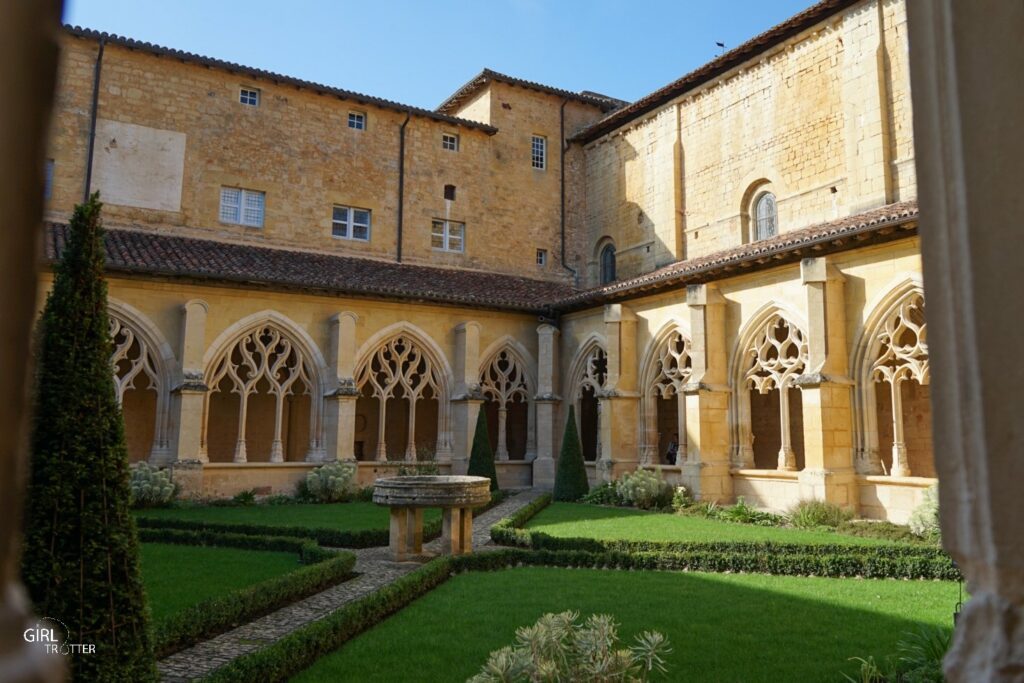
left=600, top=244, right=616, bottom=284
left=754, top=192, right=778, bottom=240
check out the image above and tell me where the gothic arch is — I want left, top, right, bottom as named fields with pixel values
left=567, top=334, right=608, bottom=462
left=852, top=276, right=931, bottom=476
left=477, top=336, right=537, bottom=461
left=730, top=303, right=809, bottom=471
left=107, top=299, right=175, bottom=464
left=201, top=311, right=327, bottom=463
left=353, top=322, right=453, bottom=462
left=638, top=320, right=692, bottom=465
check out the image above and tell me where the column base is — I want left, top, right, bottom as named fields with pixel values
left=797, top=468, right=859, bottom=511
left=532, top=456, right=555, bottom=490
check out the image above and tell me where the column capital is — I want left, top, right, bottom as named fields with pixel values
left=603, top=302, right=636, bottom=323
left=537, top=322, right=560, bottom=337
left=686, top=283, right=725, bottom=307
left=800, top=257, right=846, bottom=284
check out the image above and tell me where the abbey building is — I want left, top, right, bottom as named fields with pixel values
left=41, top=0, right=930, bottom=522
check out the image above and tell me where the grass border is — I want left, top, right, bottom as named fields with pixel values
left=141, top=528, right=356, bottom=657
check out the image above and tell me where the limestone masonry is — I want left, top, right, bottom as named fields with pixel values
left=41, top=0, right=932, bottom=522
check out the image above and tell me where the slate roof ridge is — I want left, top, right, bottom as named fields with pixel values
left=437, top=68, right=627, bottom=115
left=572, top=0, right=861, bottom=144
left=63, top=25, right=498, bottom=135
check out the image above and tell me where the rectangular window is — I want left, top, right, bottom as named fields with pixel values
left=332, top=205, right=371, bottom=241
left=219, top=187, right=265, bottom=227
left=431, top=219, right=465, bottom=253
left=536, top=249, right=547, bottom=266
left=531, top=135, right=546, bottom=170
left=348, top=112, right=366, bottom=130
left=44, top=159, right=54, bottom=200
left=442, top=133, right=459, bottom=151
left=239, top=88, right=260, bottom=106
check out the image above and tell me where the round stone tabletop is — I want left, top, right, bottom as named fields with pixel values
left=372, top=475, right=492, bottom=508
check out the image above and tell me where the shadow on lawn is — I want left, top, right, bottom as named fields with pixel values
left=293, top=567, right=957, bottom=683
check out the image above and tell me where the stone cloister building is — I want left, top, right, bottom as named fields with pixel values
left=41, top=0, right=932, bottom=522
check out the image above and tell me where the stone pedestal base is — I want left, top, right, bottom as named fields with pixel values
left=441, top=507, right=474, bottom=555
left=389, top=508, right=424, bottom=561
left=798, top=468, right=859, bottom=511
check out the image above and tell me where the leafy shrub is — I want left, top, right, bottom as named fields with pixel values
left=129, top=462, right=177, bottom=508
left=842, top=626, right=950, bottom=683
left=717, top=496, right=781, bottom=526
left=908, top=484, right=940, bottom=541
left=616, top=469, right=673, bottom=510
left=788, top=499, right=854, bottom=528
left=671, top=486, right=693, bottom=511
left=554, top=406, right=589, bottom=502
left=304, top=461, right=357, bottom=503
left=468, top=611, right=671, bottom=683
left=837, top=520, right=925, bottom=544
left=581, top=481, right=623, bottom=506
left=467, top=409, right=499, bottom=491
left=263, top=493, right=295, bottom=506
left=231, top=489, right=257, bottom=506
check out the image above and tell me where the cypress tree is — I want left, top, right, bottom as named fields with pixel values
left=21, top=194, right=157, bottom=681
left=467, top=406, right=499, bottom=491
left=553, top=406, right=590, bottom=502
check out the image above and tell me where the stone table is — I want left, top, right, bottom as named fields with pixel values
left=372, top=475, right=491, bottom=561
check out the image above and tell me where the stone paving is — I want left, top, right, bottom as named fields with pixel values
left=158, top=489, right=544, bottom=682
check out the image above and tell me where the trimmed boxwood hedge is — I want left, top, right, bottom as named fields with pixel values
left=141, top=529, right=356, bottom=657
left=139, top=491, right=509, bottom=548
left=202, top=545, right=961, bottom=683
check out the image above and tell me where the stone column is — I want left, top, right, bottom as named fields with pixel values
left=682, top=284, right=733, bottom=502
left=598, top=304, right=640, bottom=482
left=450, top=322, right=482, bottom=475
left=323, top=312, right=359, bottom=462
left=0, top=0, right=66, bottom=679
left=795, top=257, right=858, bottom=510
left=171, top=299, right=209, bottom=464
left=533, top=324, right=560, bottom=489
left=907, top=2, right=1024, bottom=679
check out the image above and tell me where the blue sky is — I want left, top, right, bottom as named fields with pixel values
left=63, top=1, right=813, bottom=109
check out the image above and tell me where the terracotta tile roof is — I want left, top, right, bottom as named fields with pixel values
left=572, top=0, right=861, bottom=144
left=43, top=224, right=577, bottom=313
left=63, top=26, right=497, bottom=135
left=437, top=68, right=627, bottom=116
left=552, top=201, right=919, bottom=310
left=42, top=201, right=917, bottom=314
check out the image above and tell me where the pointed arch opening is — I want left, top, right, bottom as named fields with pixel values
left=354, top=328, right=452, bottom=462
left=479, top=344, right=534, bottom=461
left=568, top=338, right=608, bottom=462
left=854, top=284, right=932, bottom=477
left=108, top=304, right=173, bottom=464
left=733, top=310, right=808, bottom=471
left=202, top=317, right=325, bottom=463
left=639, top=323, right=692, bottom=466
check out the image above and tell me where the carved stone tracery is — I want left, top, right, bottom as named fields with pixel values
left=479, top=349, right=530, bottom=461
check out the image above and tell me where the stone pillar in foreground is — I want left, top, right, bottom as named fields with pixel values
left=795, top=257, right=858, bottom=511
left=324, top=312, right=360, bottom=462
left=171, top=299, right=209, bottom=463
left=450, top=322, right=482, bottom=475
left=532, top=324, right=561, bottom=489
left=907, top=2, right=1024, bottom=679
left=598, top=304, right=639, bottom=482
left=0, top=0, right=67, bottom=680
left=682, top=284, right=733, bottom=502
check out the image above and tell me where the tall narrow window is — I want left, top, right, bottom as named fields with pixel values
left=600, top=244, right=616, bottom=284
left=531, top=135, right=547, bottom=170
left=431, top=219, right=465, bottom=253
left=332, top=205, right=371, bottom=241
left=754, top=192, right=778, bottom=240
left=43, top=159, right=54, bottom=200
left=220, top=187, right=265, bottom=228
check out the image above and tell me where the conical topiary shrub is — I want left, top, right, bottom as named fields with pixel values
left=467, top=406, right=499, bottom=491
left=554, top=406, right=590, bottom=501
left=21, top=194, right=157, bottom=681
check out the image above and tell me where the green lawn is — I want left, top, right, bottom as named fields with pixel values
left=526, top=502, right=896, bottom=545
left=140, top=543, right=299, bottom=621
left=294, top=567, right=955, bottom=682
left=135, top=502, right=441, bottom=532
